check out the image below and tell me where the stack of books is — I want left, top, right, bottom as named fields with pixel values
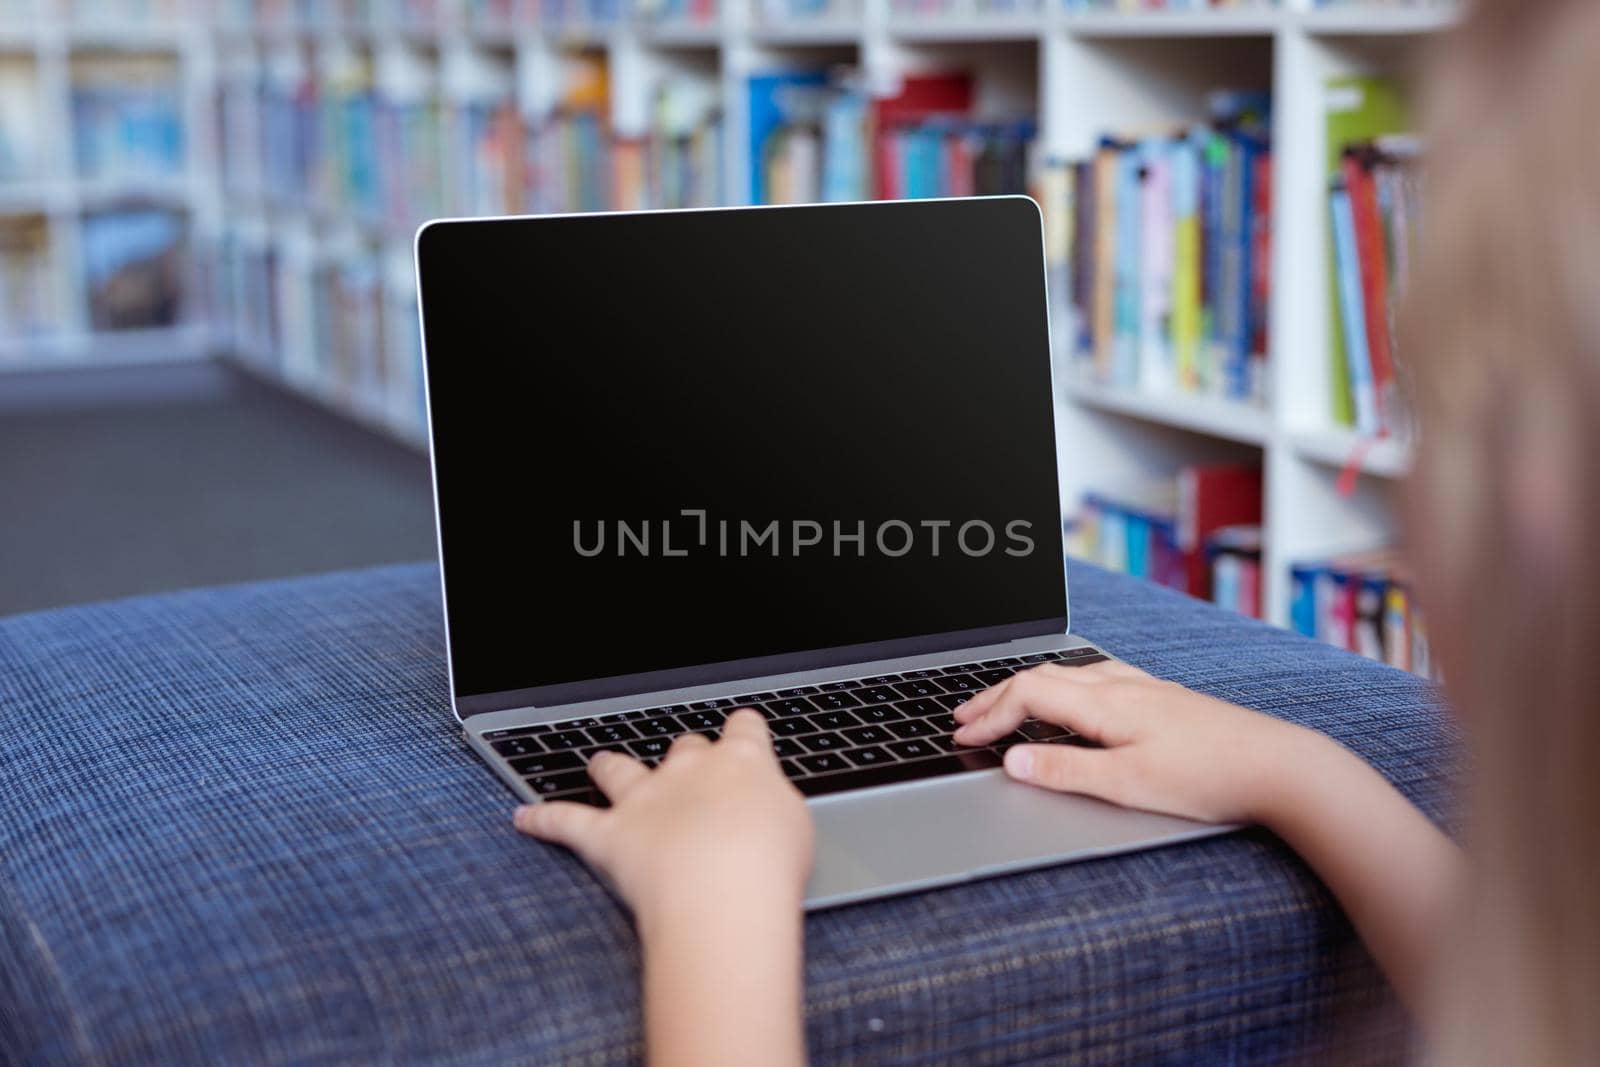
left=0, top=57, right=41, bottom=186
left=0, top=215, right=56, bottom=342
left=1067, top=462, right=1263, bottom=608
left=1042, top=91, right=1273, bottom=405
left=81, top=206, right=188, bottom=331
left=1325, top=75, right=1418, bottom=437
left=1290, top=551, right=1432, bottom=677
left=70, top=53, right=185, bottom=183
left=749, top=70, right=1035, bottom=206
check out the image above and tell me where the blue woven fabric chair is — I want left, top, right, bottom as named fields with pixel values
left=0, top=561, right=1457, bottom=1064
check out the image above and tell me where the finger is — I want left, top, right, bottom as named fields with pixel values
left=722, top=708, right=774, bottom=749
left=1078, top=659, right=1143, bottom=680
left=587, top=750, right=649, bottom=799
left=1002, top=744, right=1121, bottom=803
left=513, top=801, right=606, bottom=853
left=954, top=671, right=1117, bottom=747
left=952, top=671, right=1020, bottom=723
left=666, top=731, right=711, bottom=758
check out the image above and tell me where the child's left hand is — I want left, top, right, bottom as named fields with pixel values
left=513, top=708, right=814, bottom=925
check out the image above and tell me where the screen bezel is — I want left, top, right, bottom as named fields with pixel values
left=415, top=197, right=1070, bottom=721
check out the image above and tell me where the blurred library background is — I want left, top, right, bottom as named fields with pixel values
left=0, top=0, right=1451, bottom=674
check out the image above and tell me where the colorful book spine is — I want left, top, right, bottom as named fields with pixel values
left=1330, top=179, right=1380, bottom=434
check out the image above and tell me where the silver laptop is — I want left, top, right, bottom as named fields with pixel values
left=414, top=196, right=1224, bottom=909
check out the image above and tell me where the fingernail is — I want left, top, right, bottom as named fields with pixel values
left=1005, top=747, right=1033, bottom=780
left=513, top=805, right=538, bottom=829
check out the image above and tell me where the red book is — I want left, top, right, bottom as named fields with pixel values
left=1249, top=149, right=1272, bottom=362
left=870, top=73, right=972, bottom=200
left=1341, top=149, right=1395, bottom=432
left=1177, top=464, right=1263, bottom=601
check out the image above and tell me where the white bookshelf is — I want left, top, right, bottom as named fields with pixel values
left=3, top=0, right=1455, bottom=633
left=0, top=3, right=218, bottom=369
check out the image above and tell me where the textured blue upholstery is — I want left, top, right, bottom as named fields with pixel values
left=0, top=561, right=1457, bottom=1065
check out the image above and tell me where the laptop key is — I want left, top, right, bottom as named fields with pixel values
left=856, top=686, right=899, bottom=704
left=892, top=679, right=942, bottom=699
left=842, top=724, right=891, bottom=746
left=1059, top=655, right=1109, bottom=669
left=794, top=749, right=1004, bottom=798
left=770, top=717, right=818, bottom=738
left=777, top=686, right=819, bottom=698
left=508, top=750, right=583, bottom=776
left=1022, top=654, right=1053, bottom=664
left=810, top=690, right=862, bottom=711
left=636, top=717, right=679, bottom=737
left=798, top=753, right=848, bottom=776
left=888, top=739, right=938, bottom=761
left=484, top=725, right=549, bottom=741
left=895, top=698, right=943, bottom=718
left=820, top=680, right=860, bottom=692
left=1018, top=720, right=1069, bottom=741
left=690, top=698, right=735, bottom=710
left=898, top=668, right=940, bottom=680
left=492, top=736, right=543, bottom=758
left=773, top=737, right=804, bottom=759
left=586, top=724, right=640, bottom=745
left=628, top=737, right=671, bottom=759
left=526, top=770, right=589, bottom=795
left=931, top=692, right=968, bottom=710
left=548, top=788, right=611, bottom=809
left=888, top=718, right=937, bottom=739
left=544, top=730, right=589, bottom=750
left=768, top=698, right=816, bottom=717
left=679, top=710, right=725, bottom=731
left=935, top=674, right=982, bottom=694
left=844, top=745, right=892, bottom=767
left=800, top=731, right=848, bottom=752
left=972, top=669, right=1013, bottom=686
left=780, top=759, right=804, bottom=779
left=855, top=704, right=905, bottom=724
left=808, top=710, right=861, bottom=731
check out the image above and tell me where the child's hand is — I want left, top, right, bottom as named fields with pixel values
left=513, top=709, right=815, bottom=923
left=952, top=659, right=1317, bottom=825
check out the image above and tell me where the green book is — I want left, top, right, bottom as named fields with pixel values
left=1323, top=76, right=1410, bottom=428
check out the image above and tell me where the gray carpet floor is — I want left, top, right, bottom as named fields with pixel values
left=1, top=360, right=438, bottom=618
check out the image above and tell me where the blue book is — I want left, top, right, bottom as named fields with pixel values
left=1330, top=180, right=1379, bottom=433
left=1227, top=131, right=1261, bottom=400
left=1290, top=562, right=1323, bottom=638
left=1112, top=143, right=1143, bottom=389
left=746, top=70, right=828, bottom=204
left=902, top=126, right=942, bottom=200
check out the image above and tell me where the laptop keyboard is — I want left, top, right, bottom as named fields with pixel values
left=481, top=647, right=1110, bottom=807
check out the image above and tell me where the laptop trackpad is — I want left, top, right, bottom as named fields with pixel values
left=804, top=769, right=1225, bottom=909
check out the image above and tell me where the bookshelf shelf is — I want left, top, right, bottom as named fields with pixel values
left=885, top=15, right=1045, bottom=43
left=1065, top=379, right=1272, bottom=447
left=1299, top=5, right=1458, bottom=37
left=1290, top=427, right=1413, bottom=480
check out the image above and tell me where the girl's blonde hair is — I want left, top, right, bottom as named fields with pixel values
left=1405, top=2, right=1600, bottom=1061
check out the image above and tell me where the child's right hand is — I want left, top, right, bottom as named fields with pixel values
left=952, top=659, right=1324, bottom=825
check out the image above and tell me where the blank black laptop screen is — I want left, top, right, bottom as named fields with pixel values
left=417, top=198, right=1066, bottom=714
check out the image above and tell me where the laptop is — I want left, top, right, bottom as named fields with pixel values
left=414, top=196, right=1225, bottom=909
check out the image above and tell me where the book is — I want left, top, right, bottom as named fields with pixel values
left=81, top=207, right=188, bottom=331
left=0, top=57, right=42, bottom=185
left=70, top=53, right=185, bottom=183
left=869, top=72, right=972, bottom=201
left=1071, top=462, right=1262, bottom=602
left=1324, top=75, right=1411, bottom=428
left=1330, top=179, right=1379, bottom=433
left=1287, top=549, right=1432, bottom=678
left=747, top=70, right=829, bottom=204
left=0, top=214, right=55, bottom=341
left=1049, top=94, right=1272, bottom=403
